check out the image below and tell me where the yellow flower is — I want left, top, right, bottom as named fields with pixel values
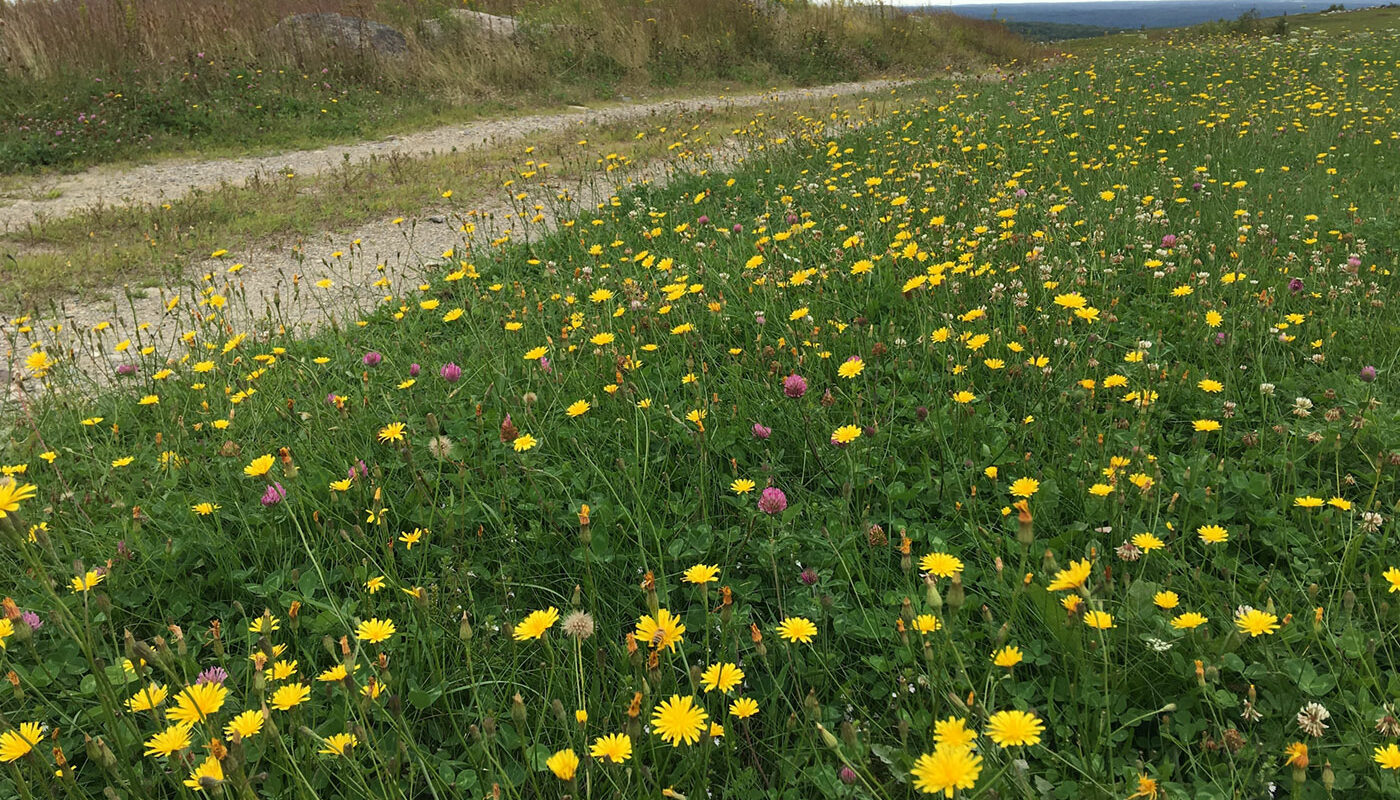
left=1375, top=743, right=1400, bottom=770
left=1083, top=610, right=1115, bottom=630
left=1132, top=533, right=1164, bottom=553
left=831, top=424, right=862, bottom=445
left=1047, top=560, right=1092, bottom=592
left=838, top=358, right=864, bottom=379
left=920, top=552, right=963, bottom=578
left=1009, top=477, right=1040, bottom=498
left=1197, top=524, right=1229, bottom=544
left=933, top=716, right=978, bottom=749
left=729, top=697, right=759, bottom=718
left=224, top=710, right=265, bottom=739
left=651, top=695, right=708, bottom=746
left=590, top=733, right=632, bottom=763
left=377, top=422, right=406, bottom=443
left=243, top=454, right=275, bottom=478
left=1293, top=496, right=1324, bottom=508
left=191, top=502, right=220, bottom=516
left=776, top=616, right=817, bottom=644
left=1153, top=591, right=1180, bottom=610
left=512, top=434, right=538, bottom=452
left=167, top=682, right=228, bottom=725
left=70, top=570, right=105, bottom=593
left=636, top=608, right=686, bottom=651
left=183, top=754, right=223, bottom=790
left=913, top=614, right=941, bottom=634
left=700, top=662, right=744, bottom=694
left=952, top=390, right=976, bottom=404
left=684, top=564, right=720, bottom=584
left=126, top=683, right=169, bottom=712
left=910, top=744, right=983, bottom=796
left=1384, top=567, right=1400, bottom=593
left=398, top=528, right=424, bottom=549
left=0, top=482, right=38, bottom=518
left=1234, top=608, right=1280, bottom=637
left=731, top=478, right=755, bottom=494
left=366, top=576, right=386, bottom=594
left=1197, top=379, right=1224, bottom=393
left=523, top=346, right=548, bottom=360
left=1193, top=419, right=1221, bottom=432
left=144, top=722, right=193, bottom=757
left=269, top=682, right=310, bottom=711
left=0, top=722, right=43, bottom=763
left=566, top=400, right=590, bottom=417
left=319, top=733, right=359, bottom=756
left=356, top=618, right=397, bottom=644
left=1172, top=612, right=1208, bottom=630
left=992, top=646, right=1023, bottom=668
left=514, top=607, right=560, bottom=641
left=984, top=709, right=1044, bottom=747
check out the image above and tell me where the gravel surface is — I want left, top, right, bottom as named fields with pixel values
left=1, top=76, right=945, bottom=407
left=0, top=79, right=910, bottom=233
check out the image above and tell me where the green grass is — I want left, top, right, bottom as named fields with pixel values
left=3, top=25, right=1400, bottom=800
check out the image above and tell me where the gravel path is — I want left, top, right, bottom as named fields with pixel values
left=2, top=74, right=955, bottom=406
left=0, top=78, right=910, bottom=233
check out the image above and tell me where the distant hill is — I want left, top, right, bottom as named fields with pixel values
left=926, top=1, right=1383, bottom=28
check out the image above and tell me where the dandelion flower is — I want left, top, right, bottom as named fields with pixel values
left=1172, top=612, right=1208, bottom=630
left=985, top=709, right=1044, bottom=747
left=0, top=723, right=44, bottom=762
left=1197, top=525, right=1229, bottom=544
left=700, top=662, right=744, bottom=693
left=514, top=607, right=560, bottom=641
left=776, top=616, right=818, bottom=644
left=145, top=722, right=194, bottom=757
left=651, top=695, right=708, bottom=746
left=377, top=422, right=406, bottom=443
left=635, top=609, right=686, bottom=651
left=919, top=552, right=964, bottom=578
left=729, top=697, right=759, bottom=718
left=244, top=454, right=274, bottom=478
left=1235, top=608, right=1280, bottom=637
left=167, top=682, right=228, bottom=725
left=590, top=733, right=632, bottom=763
left=356, top=618, right=397, bottom=644
left=512, top=434, right=538, bottom=452
left=269, top=682, right=310, bottom=711
left=1083, top=610, right=1115, bottom=630
left=0, top=482, right=38, bottom=518
left=1009, top=477, right=1040, bottom=498
left=683, top=564, right=720, bottom=584
left=933, top=716, right=978, bottom=749
left=910, top=744, right=983, bottom=796
left=319, top=733, right=359, bottom=756
left=183, top=754, right=223, bottom=790
left=992, top=646, right=1023, bottom=668
left=224, top=710, right=264, bottom=739
left=1375, top=744, right=1400, bottom=770
left=1047, top=559, right=1092, bottom=592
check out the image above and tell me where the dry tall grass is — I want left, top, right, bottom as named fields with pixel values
left=1, top=0, right=1036, bottom=86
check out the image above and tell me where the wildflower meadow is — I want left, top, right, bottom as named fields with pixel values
left=1, top=26, right=1399, bottom=800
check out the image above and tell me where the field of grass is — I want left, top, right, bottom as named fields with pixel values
left=0, top=0, right=1034, bottom=174
left=2, top=22, right=1400, bottom=800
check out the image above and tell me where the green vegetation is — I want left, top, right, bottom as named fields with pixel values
left=3, top=22, right=1400, bottom=800
left=0, top=0, right=1035, bottom=174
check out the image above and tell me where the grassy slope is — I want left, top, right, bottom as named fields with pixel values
left=2, top=25, right=1399, bottom=800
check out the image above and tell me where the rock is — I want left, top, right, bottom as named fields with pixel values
left=271, top=13, right=408, bottom=57
left=419, top=10, right=553, bottom=42
left=427, top=215, right=446, bottom=224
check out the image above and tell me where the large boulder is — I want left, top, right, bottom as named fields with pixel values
left=420, top=9, right=533, bottom=42
left=271, top=13, right=409, bottom=56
